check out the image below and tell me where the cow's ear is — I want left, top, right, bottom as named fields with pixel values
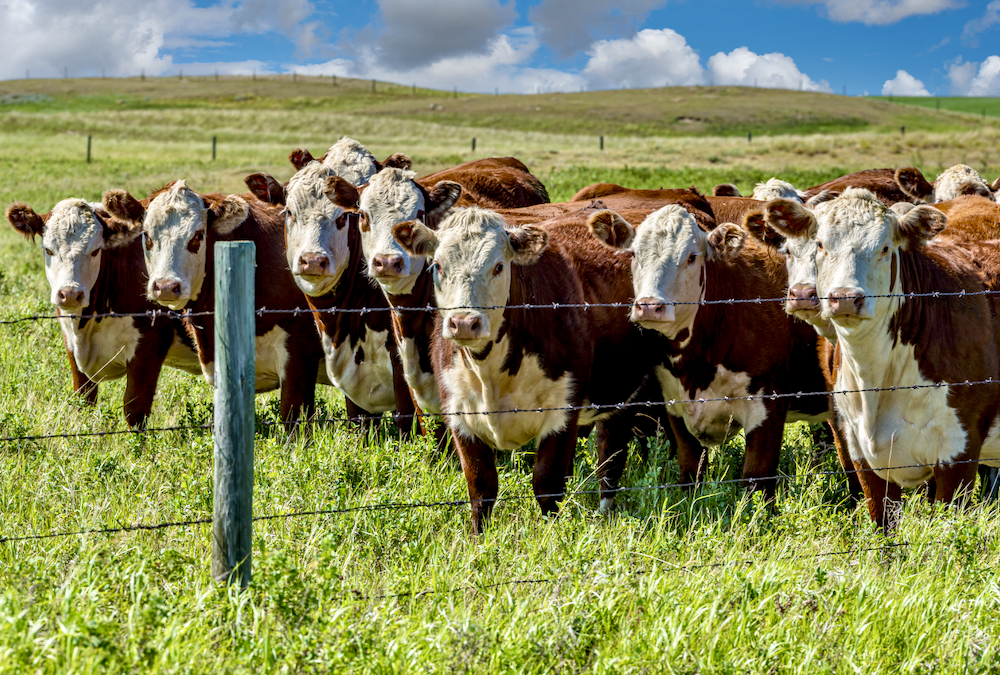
left=712, top=183, right=741, bottom=197
left=896, top=204, right=947, bottom=246
left=95, top=207, right=142, bottom=248
left=393, top=220, right=438, bottom=257
left=895, top=167, right=934, bottom=202
left=245, top=173, right=286, bottom=206
left=102, top=189, right=145, bottom=228
left=706, top=223, right=746, bottom=261
left=763, top=198, right=817, bottom=239
left=6, top=202, right=45, bottom=241
left=805, top=189, right=838, bottom=208
left=324, top=176, right=360, bottom=209
left=425, top=181, right=462, bottom=224
left=508, top=225, right=548, bottom=265
left=740, top=209, right=782, bottom=248
left=990, top=176, right=1000, bottom=192
left=957, top=181, right=992, bottom=198
left=587, top=209, right=634, bottom=249
left=289, top=148, right=315, bottom=171
left=890, top=202, right=917, bottom=217
left=381, top=153, right=412, bottom=171
left=207, top=195, right=250, bottom=235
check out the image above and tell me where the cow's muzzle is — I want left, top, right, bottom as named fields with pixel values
left=827, top=287, right=866, bottom=317
left=55, top=287, right=85, bottom=310
left=786, top=284, right=819, bottom=312
left=298, top=253, right=331, bottom=277
left=372, top=253, right=406, bottom=279
left=446, top=312, right=489, bottom=342
left=152, top=279, right=184, bottom=303
left=632, top=297, right=675, bottom=323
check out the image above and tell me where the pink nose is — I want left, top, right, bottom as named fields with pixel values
left=786, top=284, right=819, bottom=311
left=633, top=297, right=671, bottom=322
left=153, top=279, right=182, bottom=301
left=299, top=253, right=330, bottom=276
left=828, top=287, right=865, bottom=316
left=447, top=313, right=485, bottom=340
left=56, top=288, right=84, bottom=307
left=372, top=254, right=404, bottom=278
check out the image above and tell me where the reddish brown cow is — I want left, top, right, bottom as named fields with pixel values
left=417, top=157, right=549, bottom=208
left=6, top=198, right=201, bottom=427
left=895, top=165, right=998, bottom=204
left=802, top=168, right=913, bottom=205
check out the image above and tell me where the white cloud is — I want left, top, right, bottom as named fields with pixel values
left=881, top=69, right=931, bottom=95
left=781, top=0, right=964, bottom=25
left=529, top=0, right=668, bottom=58
left=707, top=47, right=832, bottom=92
left=581, top=28, right=704, bottom=90
left=962, top=0, right=1000, bottom=46
left=0, top=0, right=315, bottom=80
left=948, top=56, right=1000, bottom=95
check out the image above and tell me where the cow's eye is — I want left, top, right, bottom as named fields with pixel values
left=143, top=232, right=153, bottom=251
left=816, top=241, right=824, bottom=251
left=429, top=261, right=441, bottom=275
left=493, top=262, right=504, bottom=276
left=91, top=248, right=100, bottom=257
left=44, top=248, right=54, bottom=256
left=359, top=212, right=370, bottom=233
left=187, top=230, right=205, bottom=253
left=882, top=245, right=890, bottom=255
left=687, top=253, right=697, bottom=265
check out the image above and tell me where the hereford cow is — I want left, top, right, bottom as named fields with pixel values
left=6, top=199, right=200, bottom=427
left=417, top=157, right=550, bottom=208
left=590, top=204, right=829, bottom=498
left=895, top=164, right=997, bottom=204
left=392, top=206, right=663, bottom=531
left=287, top=136, right=413, bottom=187
left=801, top=168, right=912, bottom=206
left=243, top=159, right=417, bottom=434
left=764, top=188, right=1000, bottom=524
left=101, top=181, right=327, bottom=422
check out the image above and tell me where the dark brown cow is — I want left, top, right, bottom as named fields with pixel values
left=417, top=157, right=549, bottom=208
left=802, top=168, right=913, bottom=205
left=569, top=183, right=717, bottom=229
left=6, top=198, right=201, bottom=427
left=102, top=181, right=326, bottom=422
left=392, top=206, right=664, bottom=531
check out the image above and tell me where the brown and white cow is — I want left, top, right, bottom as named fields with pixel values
left=591, top=204, right=829, bottom=498
left=243, top=159, right=417, bottom=433
left=766, top=188, right=1000, bottom=523
left=102, top=181, right=327, bottom=422
left=6, top=198, right=200, bottom=427
left=895, top=164, right=998, bottom=204
left=803, top=168, right=913, bottom=206
left=287, top=136, right=413, bottom=187
left=392, top=206, right=663, bottom=531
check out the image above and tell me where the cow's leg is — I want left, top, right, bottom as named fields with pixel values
left=453, top=431, right=498, bottom=533
left=741, top=405, right=787, bottom=501
left=279, top=333, right=320, bottom=424
left=594, top=413, right=636, bottom=512
left=344, top=397, right=375, bottom=433
left=981, top=466, right=1000, bottom=503
left=122, top=329, right=173, bottom=429
left=533, top=415, right=580, bottom=516
left=854, top=457, right=902, bottom=531
left=388, top=336, right=416, bottom=441
left=826, top=410, right=863, bottom=501
left=669, top=414, right=707, bottom=487
left=933, top=450, right=980, bottom=505
left=64, top=337, right=97, bottom=404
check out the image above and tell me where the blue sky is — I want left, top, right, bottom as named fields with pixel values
left=3, top=0, right=1000, bottom=96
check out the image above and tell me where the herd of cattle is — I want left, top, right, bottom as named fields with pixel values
left=7, top=136, right=1000, bottom=532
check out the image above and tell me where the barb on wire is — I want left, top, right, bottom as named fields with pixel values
left=0, top=516, right=213, bottom=545
left=0, top=309, right=213, bottom=326
left=0, top=423, right=211, bottom=444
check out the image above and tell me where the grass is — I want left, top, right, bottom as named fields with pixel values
left=0, top=80, right=999, bottom=673
left=874, top=96, right=1000, bottom=119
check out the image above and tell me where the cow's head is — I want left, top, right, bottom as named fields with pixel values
left=589, top=205, right=745, bottom=339
left=762, top=199, right=823, bottom=324
left=318, top=137, right=412, bottom=188
left=246, top=162, right=350, bottom=297
left=327, top=168, right=462, bottom=296
left=775, top=188, right=946, bottom=332
left=103, top=181, right=248, bottom=309
left=6, top=198, right=141, bottom=312
left=752, top=178, right=806, bottom=203
left=393, top=207, right=547, bottom=351
left=896, top=164, right=991, bottom=204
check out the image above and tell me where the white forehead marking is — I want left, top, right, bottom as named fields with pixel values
left=434, top=207, right=509, bottom=262
left=145, top=180, right=206, bottom=235
left=43, top=199, right=102, bottom=251
left=359, top=167, right=421, bottom=215
left=632, top=204, right=703, bottom=259
left=286, top=161, right=341, bottom=216
left=323, top=137, right=380, bottom=187
left=813, top=187, right=892, bottom=246
left=752, top=178, right=805, bottom=203
left=934, top=164, right=986, bottom=203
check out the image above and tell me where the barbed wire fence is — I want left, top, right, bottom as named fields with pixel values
left=2, top=248, right=999, bottom=587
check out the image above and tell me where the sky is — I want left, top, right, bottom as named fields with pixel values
left=2, top=0, right=1000, bottom=97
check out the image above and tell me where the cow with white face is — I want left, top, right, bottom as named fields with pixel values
left=287, top=137, right=413, bottom=188
left=6, top=198, right=200, bottom=427
left=394, top=206, right=662, bottom=532
left=103, top=181, right=327, bottom=422
left=752, top=178, right=806, bottom=203
left=769, top=188, right=1000, bottom=522
left=895, top=164, right=997, bottom=204
left=244, top=159, right=418, bottom=435
left=591, top=204, right=829, bottom=498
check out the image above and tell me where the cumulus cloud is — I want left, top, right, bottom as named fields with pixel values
left=948, top=56, right=1000, bottom=95
left=706, top=47, right=832, bottom=92
left=881, top=69, right=931, bottom=95
left=0, top=0, right=316, bottom=80
left=365, top=0, right=517, bottom=71
left=581, top=29, right=704, bottom=90
left=962, top=0, right=1000, bottom=46
left=529, top=0, right=668, bottom=58
left=780, top=0, right=964, bottom=25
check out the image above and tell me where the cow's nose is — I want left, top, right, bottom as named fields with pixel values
left=633, top=297, right=673, bottom=322
left=372, top=254, right=405, bottom=278
left=299, top=253, right=330, bottom=276
left=153, top=279, right=182, bottom=301
left=56, top=288, right=84, bottom=307
left=448, top=313, right=485, bottom=340
left=828, top=287, right=865, bottom=316
left=786, top=284, right=820, bottom=311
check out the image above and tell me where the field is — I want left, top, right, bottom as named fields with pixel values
left=0, top=77, right=999, bottom=673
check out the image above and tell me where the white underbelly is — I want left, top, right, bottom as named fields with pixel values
left=163, top=333, right=202, bottom=375
left=201, top=325, right=290, bottom=392
left=62, top=316, right=139, bottom=382
left=320, top=328, right=395, bottom=413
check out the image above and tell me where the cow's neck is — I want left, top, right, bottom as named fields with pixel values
left=78, top=240, right=147, bottom=328
left=384, top=266, right=435, bottom=340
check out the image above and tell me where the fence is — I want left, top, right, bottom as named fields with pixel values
left=2, top=242, right=1000, bottom=587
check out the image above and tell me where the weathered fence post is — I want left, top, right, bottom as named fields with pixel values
left=86, top=136, right=92, bottom=163
left=599, top=135, right=604, bottom=151
left=471, top=137, right=476, bottom=152
left=212, top=136, right=217, bottom=161
left=212, top=242, right=255, bottom=587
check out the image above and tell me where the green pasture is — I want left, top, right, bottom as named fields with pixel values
left=0, top=79, right=997, bottom=673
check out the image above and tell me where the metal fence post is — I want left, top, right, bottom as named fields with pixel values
left=212, top=241, right=255, bottom=587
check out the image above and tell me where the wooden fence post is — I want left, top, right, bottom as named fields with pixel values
left=212, top=241, right=255, bottom=587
